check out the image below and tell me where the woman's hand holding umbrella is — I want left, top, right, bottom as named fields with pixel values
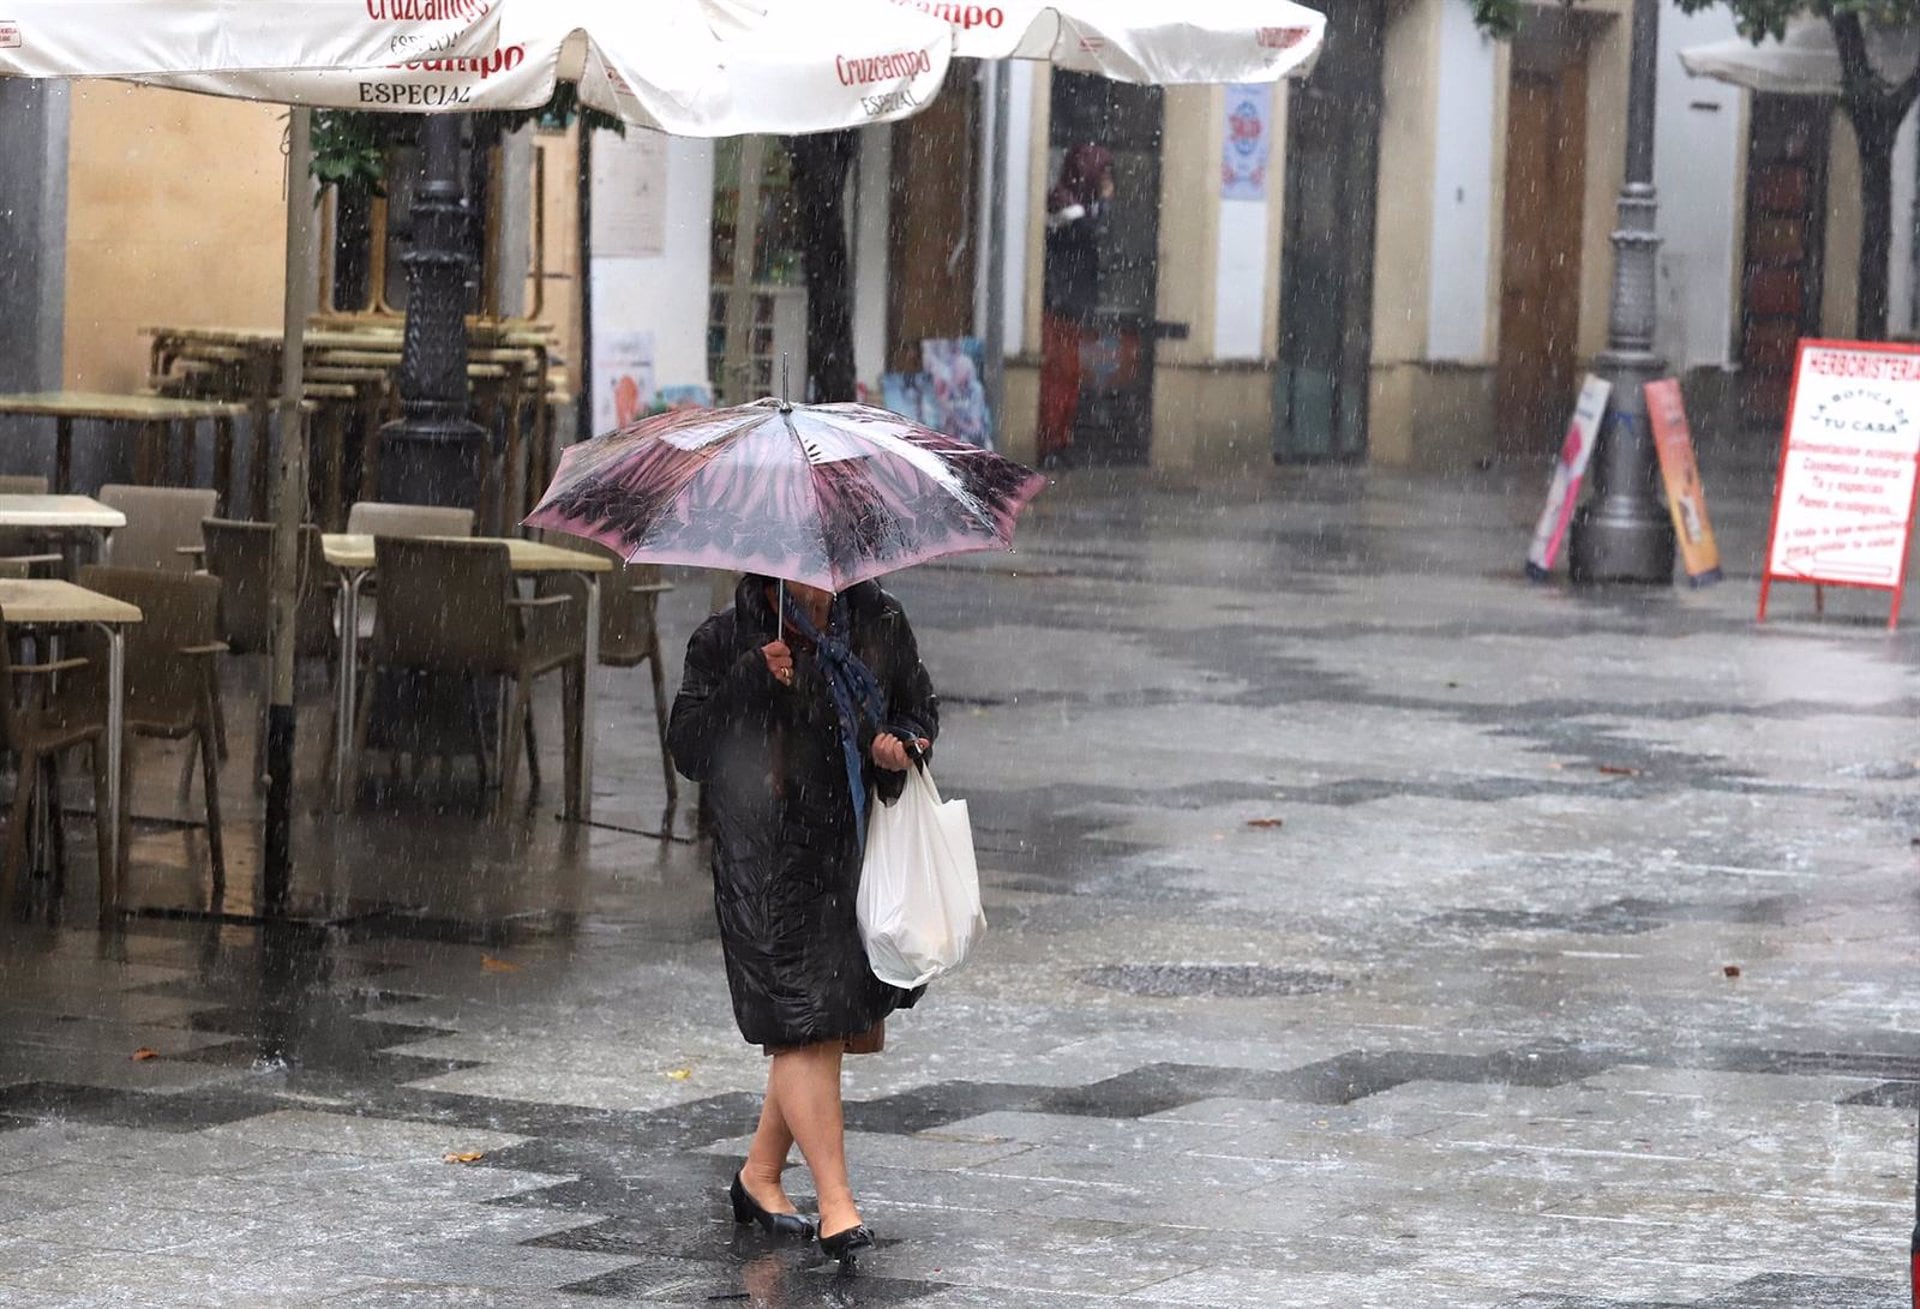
left=761, top=640, right=794, bottom=687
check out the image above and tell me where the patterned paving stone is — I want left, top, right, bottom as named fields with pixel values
left=0, top=466, right=1916, bottom=1306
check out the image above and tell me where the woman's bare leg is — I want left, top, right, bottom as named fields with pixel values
left=767, top=1042, right=861, bottom=1236
left=740, top=1071, right=800, bottom=1214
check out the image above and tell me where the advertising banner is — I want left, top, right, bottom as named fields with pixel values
left=1221, top=83, right=1271, bottom=200
left=1760, top=339, right=1920, bottom=629
left=1525, top=374, right=1611, bottom=580
left=1644, top=379, right=1722, bottom=586
left=593, top=330, right=655, bottom=434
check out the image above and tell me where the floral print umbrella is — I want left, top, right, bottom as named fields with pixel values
left=524, top=399, right=1048, bottom=593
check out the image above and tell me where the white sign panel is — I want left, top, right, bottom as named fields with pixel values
left=592, top=130, right=670, bottom=258
left=1525, top=374, right=1611, bottom=579
left=592, top=330, right=656, bottom=436
left=1764, top=341, right=1920, bottom=594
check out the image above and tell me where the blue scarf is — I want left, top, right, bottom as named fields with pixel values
left=781, top=590, right=888, bottom=848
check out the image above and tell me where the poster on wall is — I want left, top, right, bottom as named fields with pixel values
left=921, top=338, right=994, bottom=449
left=590, top=131, right=669, bottom=258
left=1525, top=374, right=1611, bottom=580
left=1759, top=339, right=1920, bottom=629
left=1220, top=83, right=1271, bottom=200
left=593, top=331, right=656, bottom=434
left=1644, top=379, right=1723, bottom=587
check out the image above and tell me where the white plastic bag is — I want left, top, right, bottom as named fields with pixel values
left=857, top=763, right=985, bottom=988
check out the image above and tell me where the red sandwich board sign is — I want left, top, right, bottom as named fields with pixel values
left=1760, top=339, right=1920, bottom=630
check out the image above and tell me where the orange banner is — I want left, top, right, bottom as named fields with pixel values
left=1644, top=380, right=1722, bottom=586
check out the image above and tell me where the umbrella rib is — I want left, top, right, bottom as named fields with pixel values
left=781, top=409, right=837, bottom=591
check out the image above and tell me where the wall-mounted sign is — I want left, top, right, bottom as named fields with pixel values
left=1220, top=83, right=1271, bottom=200
left=1525, top=374, right=1611, bottom=580
left=1644, top=379, right=1722, bottom=587
left=1760, top=339, right=1920, bottom=629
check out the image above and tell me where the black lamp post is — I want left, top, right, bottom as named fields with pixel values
left=1569, top=0, right=1677, bottom=584
left=378, top=113, right=493, bottom=514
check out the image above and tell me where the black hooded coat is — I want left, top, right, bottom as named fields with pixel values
left=668, top=575, right=939, bottom=1049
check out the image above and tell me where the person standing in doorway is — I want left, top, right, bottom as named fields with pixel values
left=1038, top=143, right=1114, bottom=469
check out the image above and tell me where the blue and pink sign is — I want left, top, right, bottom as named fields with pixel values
left=1221, top=83, right=1271, bottom=200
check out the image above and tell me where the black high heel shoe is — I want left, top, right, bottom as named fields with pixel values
left=819, top=1223, right=875, bottom=1265
left=730, top=1172, right=816, bottom=1240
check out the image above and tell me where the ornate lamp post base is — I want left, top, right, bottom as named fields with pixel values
left=378, top=113, right=495, bottom=517
left=1567, top=0, right=1675, bottom=586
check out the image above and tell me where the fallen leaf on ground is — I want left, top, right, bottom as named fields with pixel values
left=443, top=1150, right=486, bottom=1165
left=1245, top=818, right=1285, bottom=830
left=1722, top=964, right=1742, bottom=979
left=480, top=955, right=521, bottom=973
left=666, top=1067, right=693, bottom=1081
left=1596, top=764, right=1642, bottom=777
left=130, top=1047, right=158, bottom=1062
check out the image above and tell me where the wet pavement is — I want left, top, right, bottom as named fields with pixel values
left=2, top=449, right=1919, bottom=1306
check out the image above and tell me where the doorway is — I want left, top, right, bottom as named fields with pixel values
left=1046, top=71, right=1163, bottom=466
left=1274, top=0, right=1386, bottom=463
left=1738, top=94, right=1828, bottom=425
left=887, top=75, right=979, bottom=372
left=1495, top=53, right=1587, bottom=457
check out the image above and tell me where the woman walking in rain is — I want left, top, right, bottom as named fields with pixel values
left=669, top=574, right=938, bottom=1265
left=1038, top=142, right=1115, bottom=469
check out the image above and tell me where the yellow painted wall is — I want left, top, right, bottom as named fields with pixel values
left=62, top=84, right=290, bottom=392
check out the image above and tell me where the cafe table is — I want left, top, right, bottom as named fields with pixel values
left=0, top=393, right=248, bottom=502
left=0, top=494, right=126, bottom=562
left=0, top=579, right=142, bottom=917
left=321, top=534, right=613, bottom=816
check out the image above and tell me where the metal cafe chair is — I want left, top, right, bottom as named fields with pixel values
left=537, top=544, right=677, bottom=806
left=77, top=566, right=228, bottom=895
left=0, top=611, right=111, bottom=918
left=353, top=537, right=584, bottom=816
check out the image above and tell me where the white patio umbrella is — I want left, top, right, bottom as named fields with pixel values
left=139, top=0, right=954, bottom=136
left=1679, top=16, right=1920, bottom=95
left=934, top=0, right=1325, bottom=81
left=0, top=0, right=498, bottom=77
left=0, top=0, right=959, bottom=913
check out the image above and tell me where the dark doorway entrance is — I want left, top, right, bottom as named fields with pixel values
left=1738, top=94, right=1828, bottom=426
left=1494, top=54, right=1588, bottom=456
left=1274, top=0, right=1385, bottom=463
left=1047, top=72, right=1163, bottom=466
left=888, top=73, right=979, bottom=372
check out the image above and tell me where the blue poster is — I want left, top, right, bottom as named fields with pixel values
left=1221, top=84, right=1272, bottom=201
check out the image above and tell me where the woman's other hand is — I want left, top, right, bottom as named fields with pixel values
left=761, top=640, right=794, bottom=687
left=871, top=734, right=930, bottom=772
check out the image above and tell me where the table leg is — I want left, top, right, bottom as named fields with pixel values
left=249, top=349, right=274, bottom=520
left=213, top=417, right=236, bottom=515
left=578, top=574, right=599, bottom=821
left=504, top=385, right=525, bottom=534
left=134, top=421, right=158, bottom=485
left=98, top=623, right=125, bottom=919
left=334, top=569, right=367, bottom=811
left=54, top=416, right=73, bottom=494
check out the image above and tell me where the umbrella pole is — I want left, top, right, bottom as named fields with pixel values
left=263, top=105, right=315, bottom=918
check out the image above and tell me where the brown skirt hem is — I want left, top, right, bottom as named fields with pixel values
left=762, top=1019, right=885, bottom=1057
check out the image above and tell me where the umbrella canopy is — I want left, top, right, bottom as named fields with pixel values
left=136, top=0, right=955, bottom=136
left=1679, top=16, right=1920, bottom=95
left=525, top=399, right=1048, bottom=593
left=0, top=1, right=497, bottom=78
left=910, top=0, right=1325, bottom=82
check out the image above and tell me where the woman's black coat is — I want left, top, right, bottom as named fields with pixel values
left=668, top=575, right=939, bottom=1049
